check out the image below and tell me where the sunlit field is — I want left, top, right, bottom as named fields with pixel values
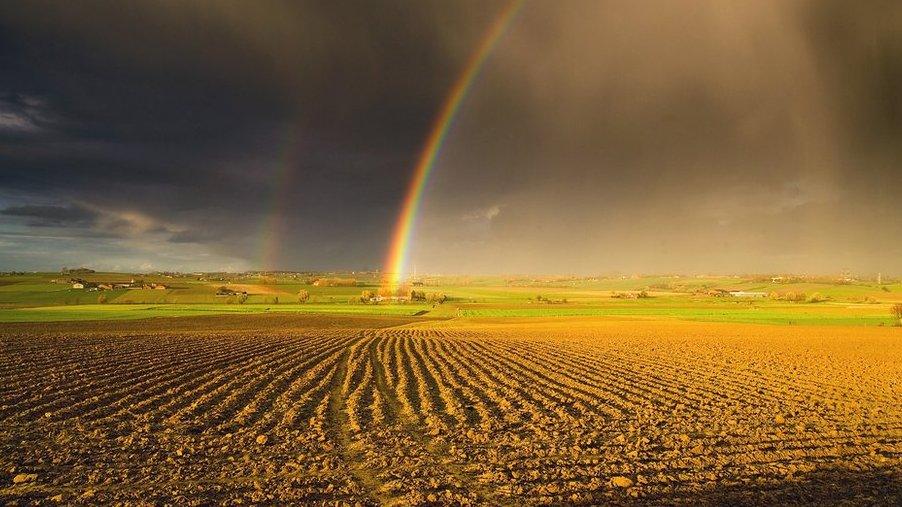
left=1, top=272, right=899, bottom=326
left=3, top=275, right=899, bottom=503
left=1, top=314, right=899, bottom=504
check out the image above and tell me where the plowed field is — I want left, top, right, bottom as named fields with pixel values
left=2, top=316, right=900, bottom=505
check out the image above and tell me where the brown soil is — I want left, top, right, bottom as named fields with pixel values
left=1, top=318, right=899, bottom=505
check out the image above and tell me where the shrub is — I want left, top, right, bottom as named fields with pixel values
left=786, top=291, right=806, bottom=302
left=771, top=291, right=806, bottom=302
left=297, top=289, right=310, bottom=303
left=806, top=292, right=827, bottom=303
left=427, top=292, right=447, bottom=304
left=892, top=303, right=902, bottom=321
left=314, top=278, right=358, bottom=287
left=97, top=294, right=107, bottom=304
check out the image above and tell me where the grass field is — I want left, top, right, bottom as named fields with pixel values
left=1, top=315, right=899, bottom=504
left=457, top=303, right=895, bottom=326
left=0, top=272, right=898, bottom=325
left=0, top=303, right=432, bottom=322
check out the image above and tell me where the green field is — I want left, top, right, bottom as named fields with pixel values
left=0, top=272, right=898, bottom=325
left=457, top=304, right=894, bottom=326
left=0, top=303, right=431, bottom=322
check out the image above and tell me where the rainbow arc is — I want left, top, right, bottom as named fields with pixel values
left=382, top=0, right=523, bottom=287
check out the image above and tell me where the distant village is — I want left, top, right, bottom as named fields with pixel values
left=50, top=268, right=168, bottom=291
left=54, top=277, right=168, bottom=292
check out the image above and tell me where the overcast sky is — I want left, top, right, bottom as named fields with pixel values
left=0, top=1, right=899, bottom=274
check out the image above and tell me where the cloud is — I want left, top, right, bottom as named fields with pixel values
left=168, top=228, right=220, bottom=244
left=0, top=1, right=899, bottom=273
left=0, top=110, right=38, bottom=132
left=463, top=205, right=502, bottom=222
left=0, top=204, right=98, bottom=227
left=0, top=94, right=54, bottom=133
left=0, top=202, right=180, bottom=240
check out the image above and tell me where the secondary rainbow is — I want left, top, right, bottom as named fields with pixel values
left=382, top=0, right=523, bottom=286
left=259, top=126, right=303, bottom=271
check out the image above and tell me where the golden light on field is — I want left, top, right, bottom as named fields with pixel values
left=1, top=316, right=899, bottom=503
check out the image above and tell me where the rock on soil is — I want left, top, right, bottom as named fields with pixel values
left=611, top=476, right=633, bottom=488
left=12, top=473, right=37, bottom=484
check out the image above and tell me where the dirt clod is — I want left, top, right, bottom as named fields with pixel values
left=12, top=473, right=36, bottom=484
left=611, top=476, right=633, bottom=488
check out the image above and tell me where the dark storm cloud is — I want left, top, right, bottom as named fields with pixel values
left=0, top=0, right=899, bottom=273
left=0, top=0, right=511, bottom=270
left=0, top=204, right=98, bottom=227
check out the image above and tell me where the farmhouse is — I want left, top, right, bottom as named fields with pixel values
left=69, top=278, right=98, bottom=289
left=137, top=282, right=167, bottom=290
left=216, top=287, right=247, bottom=297
left=371, top=295, right=410, bottom=303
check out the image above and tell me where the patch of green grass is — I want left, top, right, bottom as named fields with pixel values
left=0, top=287, right=131, bottom=306
left=1, top=272, right=897, bottom=326
left=0, top=303, right=431, bottom=322
left=457, top=304, right=894, bottom=326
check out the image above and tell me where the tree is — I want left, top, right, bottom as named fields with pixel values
left=892, top=303, right=902, bottom=325
left=806, top=292, right=827, bottom=303
left=360, top=290, right=376, bottom=304
left=297, top=289, right=310, bottom=303
left=426, top=292, right=447, bottom=304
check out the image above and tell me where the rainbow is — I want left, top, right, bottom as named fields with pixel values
left=259, top=126, right=303, bottom=271
left=382, top=0, right=523, bottom=287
